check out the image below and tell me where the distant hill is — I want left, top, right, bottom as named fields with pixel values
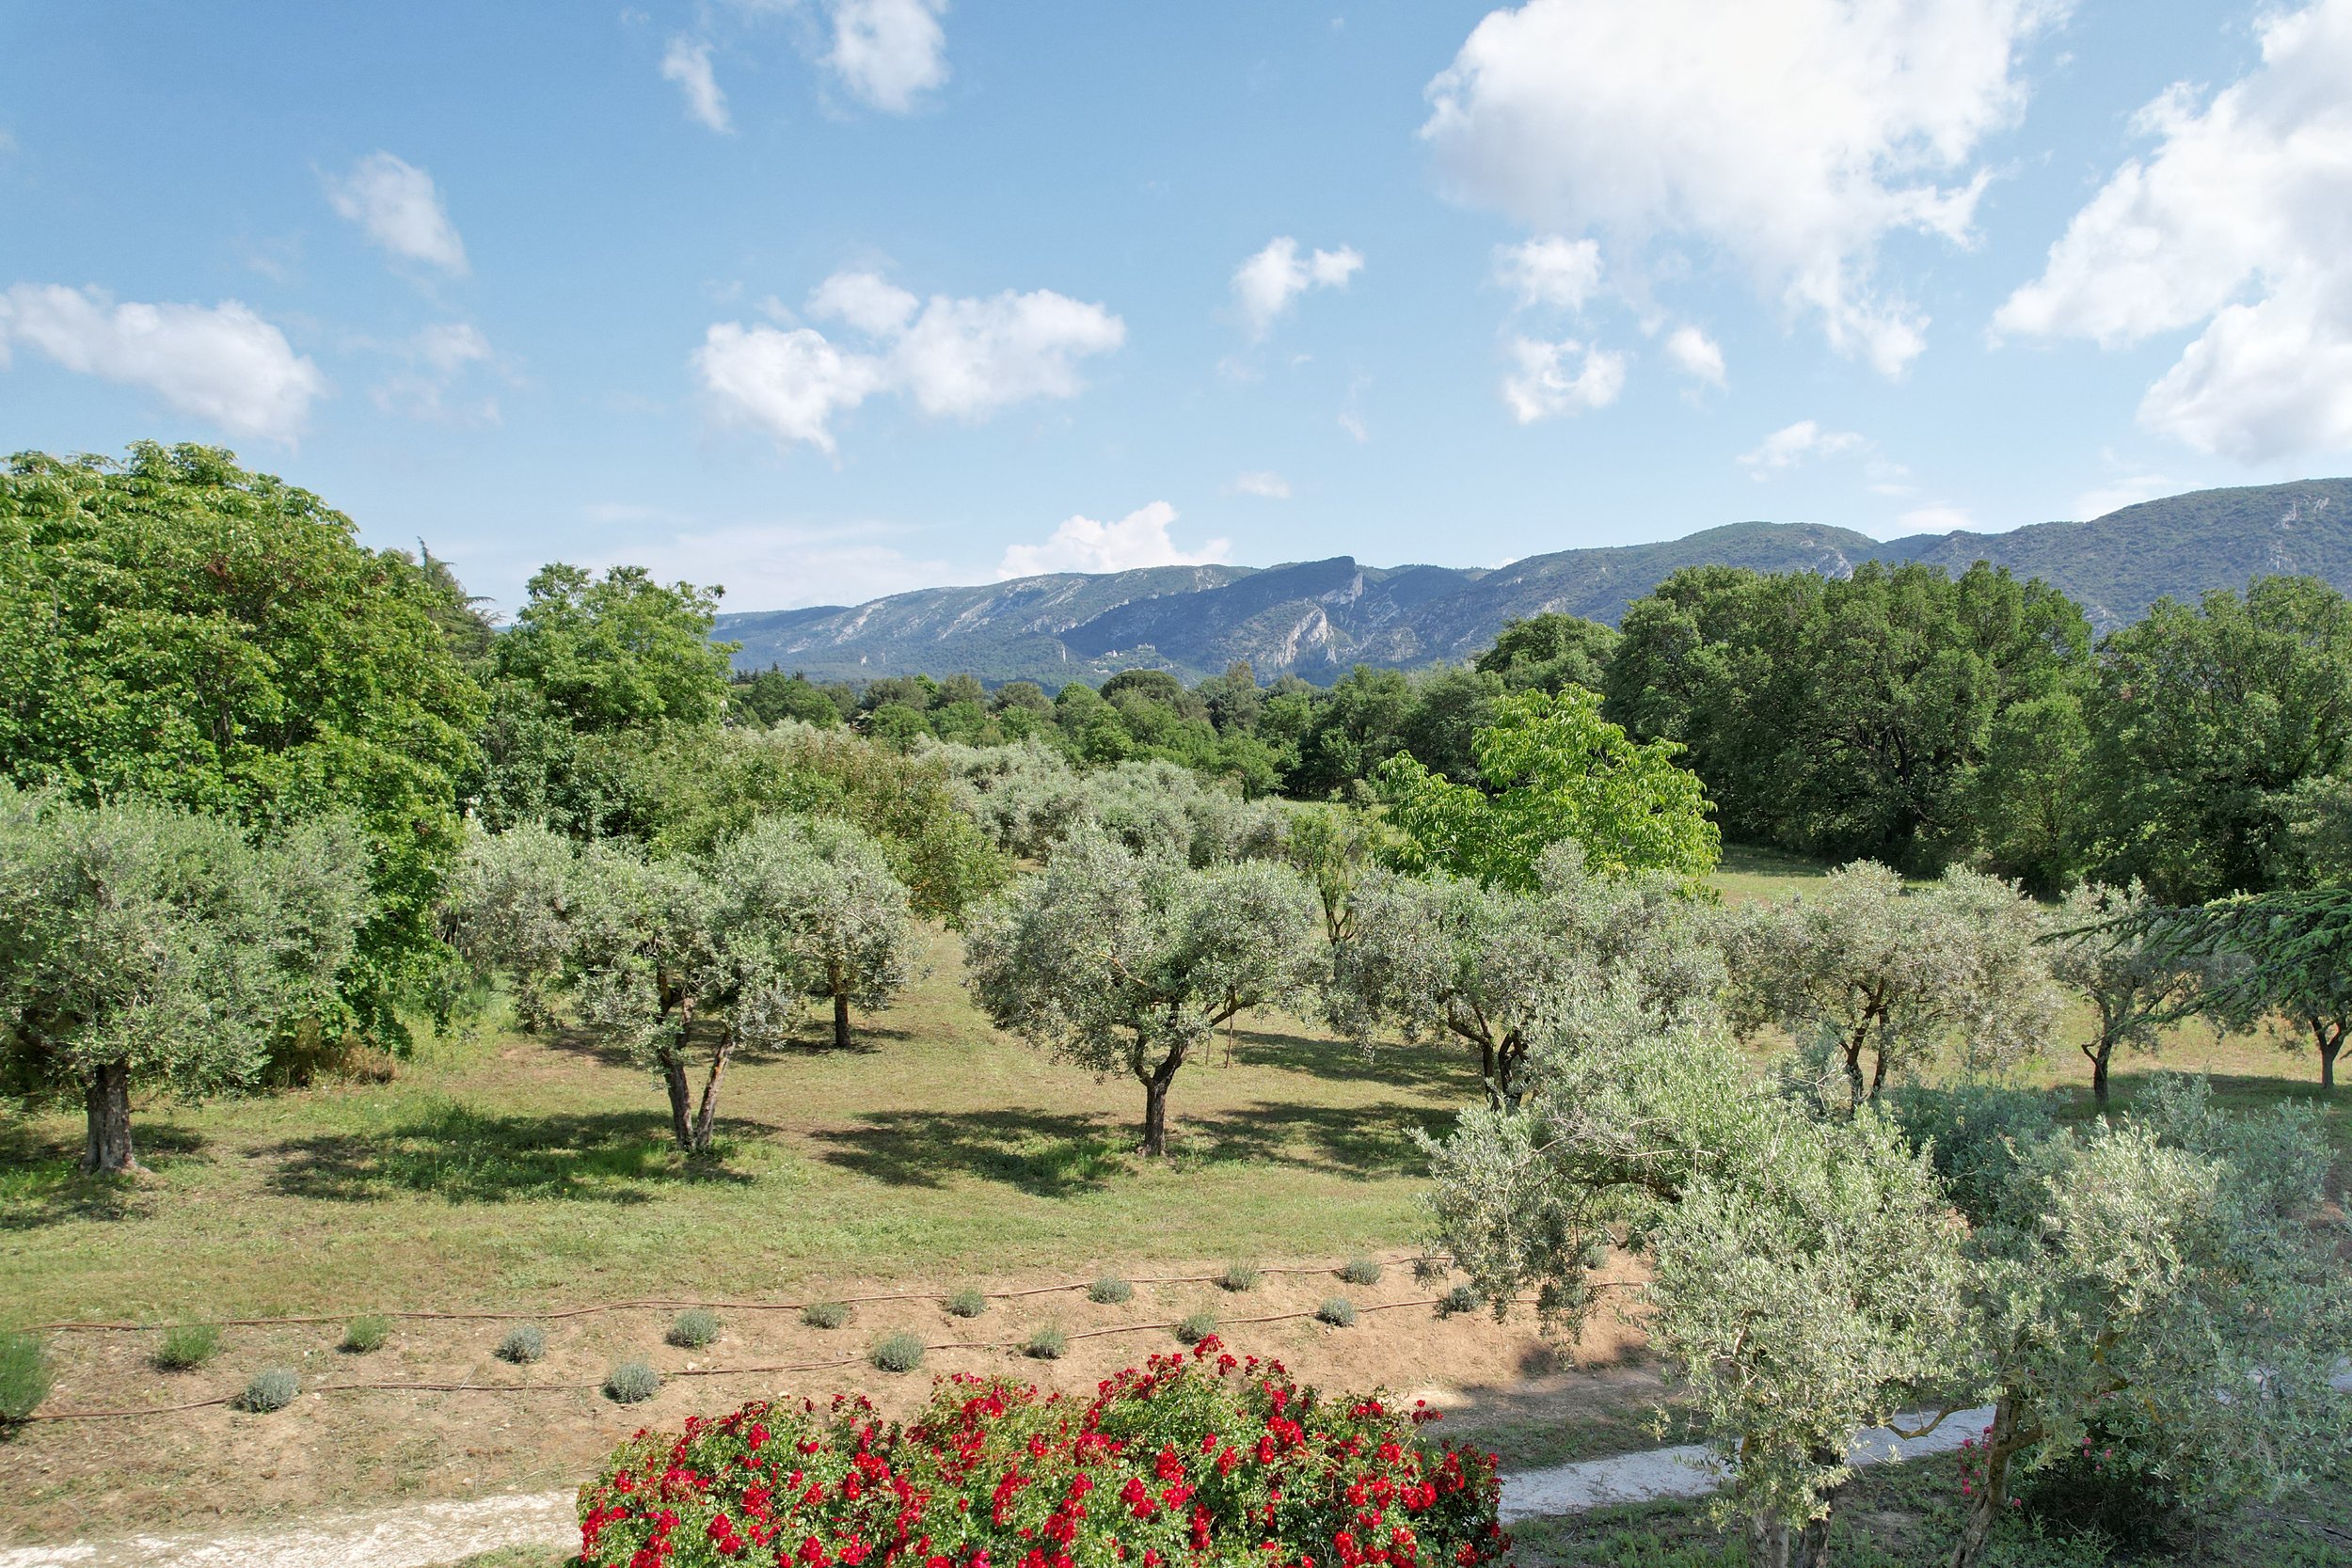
left=715, top=479, right=2352, bottom=686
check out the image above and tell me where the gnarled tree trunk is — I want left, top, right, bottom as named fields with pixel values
left=1136, top=1039, right=1187, bottom=1158
left=82, top=1059, right=138, bottom=1174
left=1948, top=1395, right=2030, bottom=1568
left=659, top=1047, right=695, bottom=1151
left=689, top=1032, right=735, bottom=1152
left=833, top=964, right=852, bottom=1052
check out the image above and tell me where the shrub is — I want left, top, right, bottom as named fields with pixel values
left=154, top=1322, right=220, bottom=1372
left=869, top=1332, right=926, bottom=1373
left=944, top=1287, right=988, bottom=1320
left=604, top=1359, right=661, bottom=1404
left=495, top=1325, right=547, bottom=1365
left=1087, top=1276, right=1133, bottom=1306
left=1216, top=1261, right=1261, bottom=1293
left=1437, top=1284, right=1484, bottom=1319
left=1316, top=1296, right=1359, bottom=1328
left=1173, top=1308, right=1217, bottom=1345
left=667, top=1309, right=722, bottom=1349
left=574, top=1339, right=1509, bottom=1568
left=235, top=1368, right=300, bottom=1414
left=1023, top=1324, right=1067, bottom=1361
left=2008, top=1415, right=2187, bottom=1555
left=802, top=1301, right=850, bottom=1329
left=0, top=1333, right=52, bottom=1424
left=341, top=1314, right=391, bottom=1354
left=1338, top=1257, right=1383, bottom=1286
left=1411, top=1255, right=1448, bottom=1283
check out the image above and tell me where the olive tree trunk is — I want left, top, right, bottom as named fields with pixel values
left=81, top=1059, right=138, bottom=1174
left=1136, top=1038, right=1187, bottom=1158
left=832, top=963, right=852, bottom=1051
left=1947, top=1396, right=2030, bottom=1568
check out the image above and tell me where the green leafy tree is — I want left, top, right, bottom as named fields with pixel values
left=1726, top=863, right=2058, bottom=1110
left=1278, top=802, right=1388, bottom=945
left=0, top=788, right=369, bottom=1173
left=1376, top=687, right=1719, bottom=889
left=1473, top=611, right=1619, bottom=694
left=2113, top=884, right=2352, bottom=1089
left=2085, top=576, right=2352, bottom=902
left=737, top=817, right=922, bottom=1050
left=494, top=563, right=737, bottom=736
left=963, top=832, right=1322, bottom=1156
left=2042, top=880, right=2207, bottom=1104
left=0, top=444, right=485, bottom=1038
left=446, top=821, right=580, bottom=1033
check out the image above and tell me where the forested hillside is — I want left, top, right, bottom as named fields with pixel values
left=718, top=479, right=2352, bottom=683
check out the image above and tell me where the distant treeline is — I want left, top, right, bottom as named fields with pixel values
left=742, top=560, right=2352, bottom=905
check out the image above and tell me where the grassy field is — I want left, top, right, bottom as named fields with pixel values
left=1, top=847, right=2344, bottom=1555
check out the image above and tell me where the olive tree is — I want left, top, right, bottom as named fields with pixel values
left=1330, top=842, right=1722, bottom=1107
left=446, top=821, right=578, bottom=1032
left=724, top=816, right=920, bottom=1051
left=962, top=831, right=1321, bottom=1156
left=2042, top=880, right=2207, bottom=1104
left=0, top=788, right=369, bottom=1173
left=1727, top=863, right=2057, bottom=1111
left=1279, top=801, right=1387, bottom=945
left=1423, top=988, right=1968, bottom=1568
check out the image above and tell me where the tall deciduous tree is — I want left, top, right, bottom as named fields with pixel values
left=962, top=832, right=1321, bottom=1156
left=1375, top=687, right=1719, bottom=890
left=1727, top=863, right=2058, bottom=1111
left=0, top=788, right=369, bottom=1173
left=0, top=444, right=485, bottom=1040
left=493, top=563, right=737, bottom=735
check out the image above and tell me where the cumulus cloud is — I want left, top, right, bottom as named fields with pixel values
left=826, top=0, right=949, bottom=113
left=0, top=283, right=326, bottom=441
left=1502, top=336, right=1625, bottom=422
left=662, top=36, right=733, bottom=133
left=1738, top=419, right=1868, bottom=475
left=1232, top=237, right=1363, bottom=339
left=1232, top=470, right=1292, bottom=499
left=694, top=268, right=1124, bottom=451
left=1664, top=325, right=1727, bottom=388
left=1423, top=0, right=2065, bottom=376
left=1494, top=235, right=1601, bottom=310
left=1898, top=503, right=1976, bottom=532
left=1995, top=0, right=2352, bottom=462
left=323, top=152, right=468, bottom=275
left=372, top=322, right=503, bottom=424
left=997, top=501, right=1232, bottom=578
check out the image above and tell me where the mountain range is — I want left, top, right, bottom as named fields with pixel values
left=714, top=479, right=2352, bottom=687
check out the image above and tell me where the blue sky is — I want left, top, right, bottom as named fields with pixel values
left=4, top=1, right=2349, bottom=615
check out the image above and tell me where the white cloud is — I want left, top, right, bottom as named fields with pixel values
left=1898, top=504, right=1976, bottom=532
left=600, top=519, right=950, bottom=610
left=1663, top=325, right=1727, bottom=388
left=695, top=268, right=1124, bottom=451
left=1494, top=235, right=1601, bottom=310
left=1502, top=336, right=1625, bottom=422
left=2072, top=473, right=2175, bottom=519
left=372, top=322, right=502, bottom=424
left=1996, top=0, right=2352, bottom=462
left=0, top=283, right=326, bottom=441
left=826, top=0, right=949, bottom=113
left=1232, top=470, right=1292, bottom=499
left=996, top=501, right=1232, bottom=578
left=1423, top=0, right=2065, bottom=375
left=1232, top=237, right=1364, bottom=339
left=661, top=36, right=733, bottom=133
left=1738, top=419, right=1868, bottom=474
left=323, top=152, right=468, bottom=275
left=1338, top=410, right=1369, bottom=443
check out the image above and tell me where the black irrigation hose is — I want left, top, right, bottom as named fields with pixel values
left=32, top=1252, right=1445, bottom=1334
left=15, top=1286, right=1589, bottom=1424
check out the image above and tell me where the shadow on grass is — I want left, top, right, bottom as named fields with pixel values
left=1226, top=1025, right=1489, bottom=1100
left=0, top=1122, right=210, bottom=1229
left=1174, top=1099, right=1454, bottom=1178
left=809, top=1108, right=1129, bottom=1197
left=267, top=1104, right=758, bottom=1205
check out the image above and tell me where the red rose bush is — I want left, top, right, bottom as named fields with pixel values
left=577, top=1338, right=1508, bottom=1568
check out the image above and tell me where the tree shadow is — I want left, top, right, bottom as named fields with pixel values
left=1225, top=1025, right=1486, bottom=1101
left=1172, top=1099, right=1455, bottom=1178
left=267, top=1105, right=759, bottom=1205
left=808, top=1108, right=1129, bottom=1197
left=0, top=1121, right=211, bottom=1229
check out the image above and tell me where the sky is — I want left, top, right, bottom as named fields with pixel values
left=3, top=0, right=2350, bottom=617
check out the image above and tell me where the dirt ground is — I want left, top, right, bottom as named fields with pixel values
left=3, top=1248, right=1658, bottom=1548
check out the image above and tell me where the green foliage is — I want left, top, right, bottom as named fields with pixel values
left=802, top=1301, right=850, bottom=1329
left=0, top=445, right=486, bottom=1040
left=868, top=1331, right=926, bottom=1372
left=1376, top=687, right=1720, bottom=890
left=1216, top=1261, right=1260, bottom=1292
left=1086, top=1276, right=1133, bottom=1306
left=603, top=1358, right=661, bottom=1403
left=154, top=1322, right=221, bottom=1372
left=2108, top=884, right=2352, bottom=1087
left=943, top=1287, right=987, bottom=1320
left=0, top=787, right=371, bottom=1172
left=495, top=1325, right=547, bottom=1365
left=1278, top=802, right=1388, bottom=945
left=730, top=668, right=847, bottom=729
left=1338, top=1257, right=1382, bottom=1286
left=1434, top=1285, right=1482, bottom=1319
left=0, top=1332, right=50, bottom=1424
left=1314, top=1296, right=1357, bottom=1327
left=494, top=563, right=735, bottom=736
left=666, top=1308, right=721, bottom=1349
left=1474, top=611, right=1620, bottom=695
left=1021, top=1324, right=1067, bottom=1360
left=235, top=1367, right=300, bottom=1414
left=2042, top=879, right=2210, bottom=1101
left=2009, top=1415, right=2185, bottom=1555
left=963, top=831, right=1323, bottom=1156
left=340, top=1314, right=391, bottom=1354
left=1883, top=1084, right=2058, bottom=1227
left=1172, top=1309, right=1217, bottom=1345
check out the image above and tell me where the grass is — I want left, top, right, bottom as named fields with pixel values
left=153, top=1321, right=220, bottom=1371
left=341, top=1314, right=390, bottom=1354
left=0, top=1333, right=50, bottom=1424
